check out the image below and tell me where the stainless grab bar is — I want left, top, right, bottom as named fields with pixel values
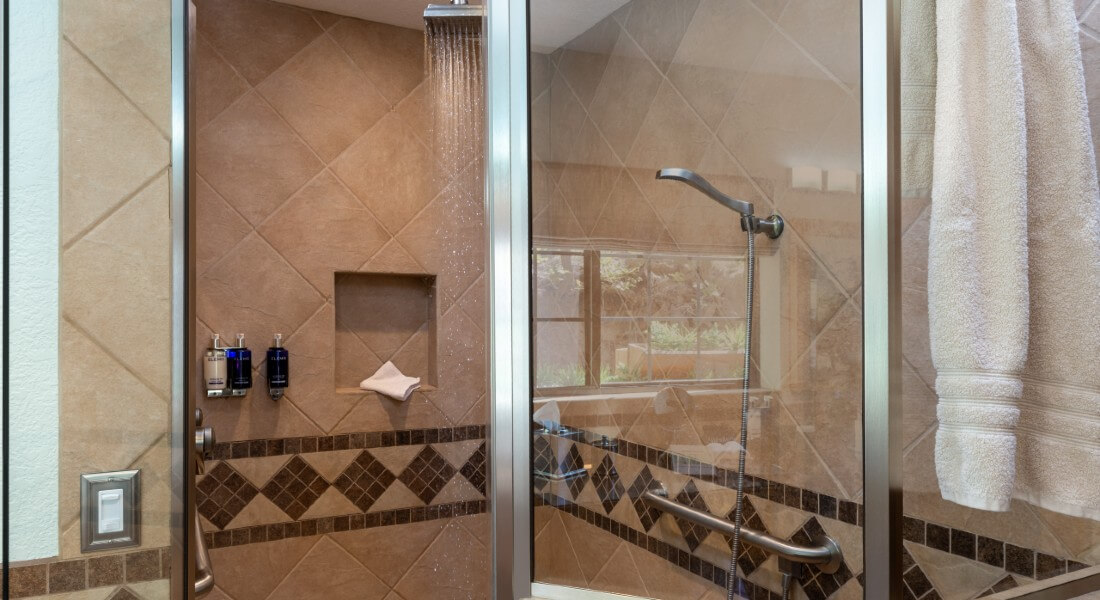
left=641, top=490, right=844, bottom=574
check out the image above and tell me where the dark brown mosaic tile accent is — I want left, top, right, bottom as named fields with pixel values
left=1035, top=552, right=1068, bottom=580
left=979, top=574, right=1020, bottom=597
left=925, top=523, right=950, bottom=553
left=204, top=499, right=489, bottom=549
left=197, top=461, right=259, bottom=529
left=261, top=455, right=329, bottom=519
left=950, top=528, right=976, bottom=560
left=9, top=563, right=48, bottom=598
left=727, top=497, right=768, bottom=577
left=108, top=587, right=141, bottom=600
left=901, top=547, right=937, bottom=599
left=10, top=547, right=171, bottom=597
left=87, top=555, right=124, bottom=588
left=792, top=518, right=855, bottom=600
left=626, top=465, right=662, bottom=531
left=1005, top=543, right=1035, bottom=577
left=899, top=517, right=925, bottom=547
left=590, top=452, right=624, bottom=514
left=210, top=425, right=487, bottom=459
left=47, top=559, right=87, bottom=594
left=399, top=445, right=456, bottom=504
left=460, top=441, right=488, bottom=495
left=977, top=536, right=1004, bottom=568
left=673, top=481, right=712, bottom=552
left=333, top=450, right=396, bottom=512
left=124, top=549, right=161, bottom=583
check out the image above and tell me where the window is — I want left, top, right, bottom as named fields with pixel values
left=533, top=248, right=749, bottom=393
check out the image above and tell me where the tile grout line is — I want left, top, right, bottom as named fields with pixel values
left=61, top=35, right=170, bottom=141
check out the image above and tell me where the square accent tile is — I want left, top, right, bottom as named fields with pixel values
left=627, top=466, right=662, bottom=531
left=460, top=441, right=488, bottom=495
left=261, top=455, right=329, bottom=519
left=590, top=453, right=624, bottom=514
left=398, top=445, right=456, bottom=504
left=333, top=450, right=397, bottom=512
left=197, top=462, right=259, bottom=529
left=672, top=480, right=710, bottom=552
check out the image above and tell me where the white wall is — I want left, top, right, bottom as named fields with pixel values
left=8, top=0, right=60, bottom=561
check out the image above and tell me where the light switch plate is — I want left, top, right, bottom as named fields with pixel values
left=80, top=470, right=140, bottom=552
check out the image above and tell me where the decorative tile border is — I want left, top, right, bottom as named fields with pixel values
left=540, top=422, right=1094, bottom=591
left=198, top=429, right=488, bottom=532
left=9, top=547, right=169, bottom=598
left=209, top=425, right=488, bottom=460
left=203, top=499, right=488, bottom=550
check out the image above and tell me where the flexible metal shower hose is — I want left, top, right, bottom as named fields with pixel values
left=726, top=229, right=754, bottom=600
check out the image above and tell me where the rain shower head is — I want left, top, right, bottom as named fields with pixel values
left=424, top=0, right=484, bottom=35
left=656, top=167, right=755, bottom=216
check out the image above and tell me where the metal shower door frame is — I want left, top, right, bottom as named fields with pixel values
left=492, top=0, right=906, bottom=597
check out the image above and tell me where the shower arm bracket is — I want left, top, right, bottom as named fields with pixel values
left=741, top=213, right=784, bottom=239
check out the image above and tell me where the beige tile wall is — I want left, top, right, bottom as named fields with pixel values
left=194, top=0, right=486, bottom=443
left=56, top=2, right=173, bottom=595
left=193, top=0, right=488, bottom=597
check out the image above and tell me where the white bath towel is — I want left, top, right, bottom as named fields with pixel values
left=360, top=361, right=421, bottom=402
left=929, top=0, right=1100, bottom=520
left=901, top=0, right=936, bottom=199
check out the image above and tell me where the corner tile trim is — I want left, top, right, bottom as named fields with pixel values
left=210, top=424, right=487, bottom=460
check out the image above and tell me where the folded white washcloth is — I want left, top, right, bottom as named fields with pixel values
left=360, top=361, right=421, bottom=402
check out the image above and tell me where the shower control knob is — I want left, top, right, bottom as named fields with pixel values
left=195, top=426, right=215, bottom=458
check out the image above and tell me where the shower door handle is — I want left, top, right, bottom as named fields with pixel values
left=194, top=510, right=215, bottom=596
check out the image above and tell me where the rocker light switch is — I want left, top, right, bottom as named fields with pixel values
left=97, top=489, right=124, bottom=533
left=81, top=470, right=140, bottom=552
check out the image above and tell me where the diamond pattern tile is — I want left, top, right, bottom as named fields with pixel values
left=197, top=462, right=259, bottom=530
left=627, top=466, right=662, bottom=531
left=793, top=517, right=856, bottom=600
left=261, top=456, right=329, bottom=520
left=673, top=480, right=711, bottom=552
left=332, top=450, right=397, bottom=512
left=557, top=443, right=589, bottom=500
left=459, top=441, right=488, bottom=495
left=724, top=497, right=768, bottom=577
left=590, top=453, right=624, bottom=514
left=398, top=446, right=456, bottom=504
left=533, top=435, right=554, bottom=491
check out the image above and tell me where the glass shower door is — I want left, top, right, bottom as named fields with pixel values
left=527, top=1, right=865, bottom=598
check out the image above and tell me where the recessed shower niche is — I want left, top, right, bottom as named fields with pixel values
left=334, top=272, right=438, bottom=391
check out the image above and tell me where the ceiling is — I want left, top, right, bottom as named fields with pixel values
left=273, top=0, right=631, bottom=52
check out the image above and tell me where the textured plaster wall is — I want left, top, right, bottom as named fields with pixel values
left=8, top=0, right=61, bottom=562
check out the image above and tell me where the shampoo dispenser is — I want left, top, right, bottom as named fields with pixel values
left=226, top=333, right=252, bottom=392
left=266, top=334, right=288, bottom=400
left=204, top=334, right=227, bottom=393
left=206, top=334, right=246, bottom=397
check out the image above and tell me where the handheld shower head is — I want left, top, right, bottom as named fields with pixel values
left=655, top=167, right=784, bottom=239
left=656, top=168, right=755, bottom=216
